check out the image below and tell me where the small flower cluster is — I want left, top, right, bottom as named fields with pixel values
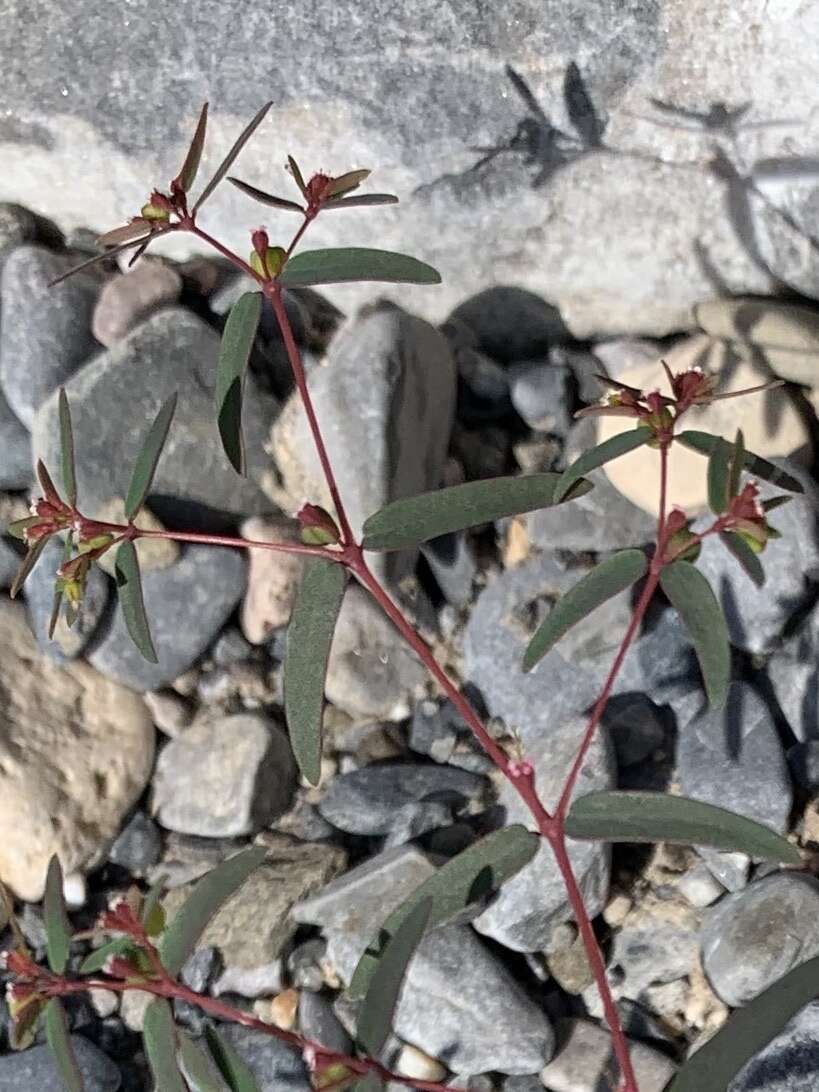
left=724, top=480, right=781, bottom=552
left=2, top=948, right=53, bottom=1049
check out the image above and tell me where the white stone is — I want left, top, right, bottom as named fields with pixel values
left=396, top=1044, right=448, bottom=1083
left=240, top=516, right=305, bottom=643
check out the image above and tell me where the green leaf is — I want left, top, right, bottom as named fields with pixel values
left=176, top=102, right=209, bottom=193
left=43, top=855, right=72, bottom=974
left=350, top=1076, right=384, bottom=1092
left=349, top=825, right=539, bottom=998
left=228, top=177, right=304, bottom=213
left=667, top=954, right=819, bottom=1092
left=565, top=791, right=801, bottom=864
left=205, top=1027, right=263, bottom=1092
left=660, top=561, right=730, bottom=708
left=555, top=427, right=653, bottom=503
left=523, top=549, right=648, bottom=672
left=178, top=1032, right=231, bottom=1092
left=140, top=874, right=168, bottom=936
left=10, top=535, right=50, bottom=598
left=124, top=393, right=177, bottom=520
left=356, top=897, right=432, bottom=1056
left=58, top=389, right=76, bottom=507
left=215, top=292, right=263, bottom=475
left=279, top=247, right=441, bottom=288
left=677, top=430, right=804, bottom=494
left=707, top=436, right=732, bottom=514
left=78, top=936, right=135, bottom=974
left=285, top=558, right=347, bottom=785
left=45, top=1000, right=85, bottom=1092
left=143, top=1000, right=187, bottom=1092
left=719, top=531, right=765, bottom=588
left=287, top=155, right=308, bottom=197
left=323, top=194, right=399, bottom=210
left=762, top=494, right=792, bottom=513
left=114, top=540, right=157, bottom=663
left=362, top=473, right=593, bottom=552
left=159, top=846, right=267, bottom=975
left=729, top=428, right=745, bottom=499
left=48, top=535, right=74, bottom=640
left=192, top=101, right=273, bottom=214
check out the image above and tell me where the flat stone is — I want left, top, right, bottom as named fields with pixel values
left=317, top=762, right=486, bottom=836
left=0, top=1036, right=121, bottom=1092
left=270, top=305, right=456, bottom=583
left=214, top=1026, right=310, bottom=1092
left=729, top=1000, right=819, bottom=1092
left=152, top=713, right=296, bottom=836
left=0, top=598, right=155, bottom=901
left=540, top=1019, right=676, bottom=1092
left=597, top=337, right=811, bottom=517
left=24, top=534, right=109, bottom=660
left=473, top=713, right=613, bottom=952
left=701, top=874, right=819, bottom=1007
left=87, top=545, right=245, bottom=690
left=32, top=308, right=273, bottom=524
left=162, top=835, right=345, bottom=997
left=240, top=516, right=305, bottom=643
left=695, top=298, right=819, bottom=355
left=677, top=682, right=792, bottom=838
left=91, top=257, right=182, bottom=346
left=325, top=586, right=426, bottom=719
left=0, top=245, right=101, bottom=428
left=448, top=288, right=569, bottom=363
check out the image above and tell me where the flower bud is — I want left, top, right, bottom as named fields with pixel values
left=297, top=503, right=340, bottom=545
left=249, top=245, right=286, bottom=279
left=140, top=191, right=172, bottom=221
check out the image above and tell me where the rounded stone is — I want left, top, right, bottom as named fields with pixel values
left=0, top=598, right=155, bottom=901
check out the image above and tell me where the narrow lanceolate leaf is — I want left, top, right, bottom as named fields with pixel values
left=563, top=61, right=604, bottom=146
left=327, top=168, right=371, bottom=196
left=667, top=954, right=819, bottom=1092
left=285, top=559, right=347, bottom=785
left=10, top=535, right=49, bottom=598
left=44, top=855, right=72, bottom=974
left=159, top=846, right=267, bottom=975
left=58, top=389, right=76, bottom=506
left=124, top=393, right=177, bottom=520
left=323, top=193, right=399, bottom=209
left=192, top=101, right=273, bottom=214
left=178, top=1032, right=231, bottom=1092
left=79, top=936, right=135, bottom=975
left=554, top=427, right=653, bottom=503
left=362, top=473, right=593, bottom=552
left=205, top=1027, right=263, bottom=1092
left=707, top=436, right=732, bottom=514
left=565, top=791, right=801, bottom=864
left=215, top=292, right=263, bottom=475
left=349, top=826, right=539, bottom=998
left=677, top=430, right=804, bottom=493
left=356, top=897, right=433, bottom=1056
left=660, top=561, right=730, bottom=708
left=287, top=155, right=308, bottom=197
left=227, top=177, right=304, bottom=213
left=176, top=102, right=209, bottom=193
left=279, top=247, right=441, bottom=288
left=143, top=1000, right=187, bottom=1092
left=523, top=549, right=648, bottom=672
left=720, top=531, right=765, bottom=588
left=45, top=1000, right=85, bottom=1092
left=114, top=540, right=157, bottom=663
left=48, top=535, right=73, bottom=640
left=729, top=428, right=745, bottom=499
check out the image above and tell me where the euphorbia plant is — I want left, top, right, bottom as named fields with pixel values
left=3, top=102, right=814, bottom=1092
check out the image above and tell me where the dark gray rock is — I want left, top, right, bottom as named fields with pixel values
left=0, top=390, right=31, bottom=489
left=602, top=694, right=667, bottom=769
left=271, top=305, right=456, bottom=583
left=0, top=245, right=101, bottom=428
left=317, top=762, right=486, bottom=837
left=0, top=1036, right=120, bottom=1092
left=448, top=288, right=569, bottom=364
left=298, top=991, right=352, bottom=1055
left=788, top=740, right=819, bottom=791
left=694, top=462, right=819, bottom=655
left=508, top=359, right=573, bottom=434
left=87, top=544, right=245, bottom=690
left=0, top=204, right=56, bottom=266
left=455, top=346, right=511, bottom=424
left=677, top=682, right=792, bottom=838
left=32, top=308, right=273, bottom=525
left=382, top=800, right=455, bottom=849
left=211, top=626, right=253, bottom=666
left=473, top=713, right=613, bottom=952
left=767, top=615, right=819, bottom=743
left=287, top=938, right=327, bottom=992
left=420, top=532, right=477, bottom=608
left=215, top=1026, right=310, bottom=1092
left=409, top=698, right=468, bottom=764
left=152, top=713, right=296, bottom=837
left=729, top=1000, right=819, bottom=1092
left=24, top=535, right=109, bottom=659
left=108, top=810, right=162, bottom=873
left=701, top=874, right=819, bottom=1006
left=180, top=946, right=221, bottom=993
left=0, top=537, right=22, bottom=590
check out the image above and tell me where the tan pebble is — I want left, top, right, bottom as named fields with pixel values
left=603, top=894, right=632, bottom=927
left=89, top=988, right=119, bottom=1018
left=255, top=988, right=300, bottom=1030
left=240, top=516, right=305, bottom=643
left=503, top=517, right=531, bottom=568
left=396, top=1044, right=448, bottom=1082
left=143, top=690, right=193, bottom=737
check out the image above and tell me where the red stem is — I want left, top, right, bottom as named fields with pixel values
left=135, top=527, right=336, bottom=560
